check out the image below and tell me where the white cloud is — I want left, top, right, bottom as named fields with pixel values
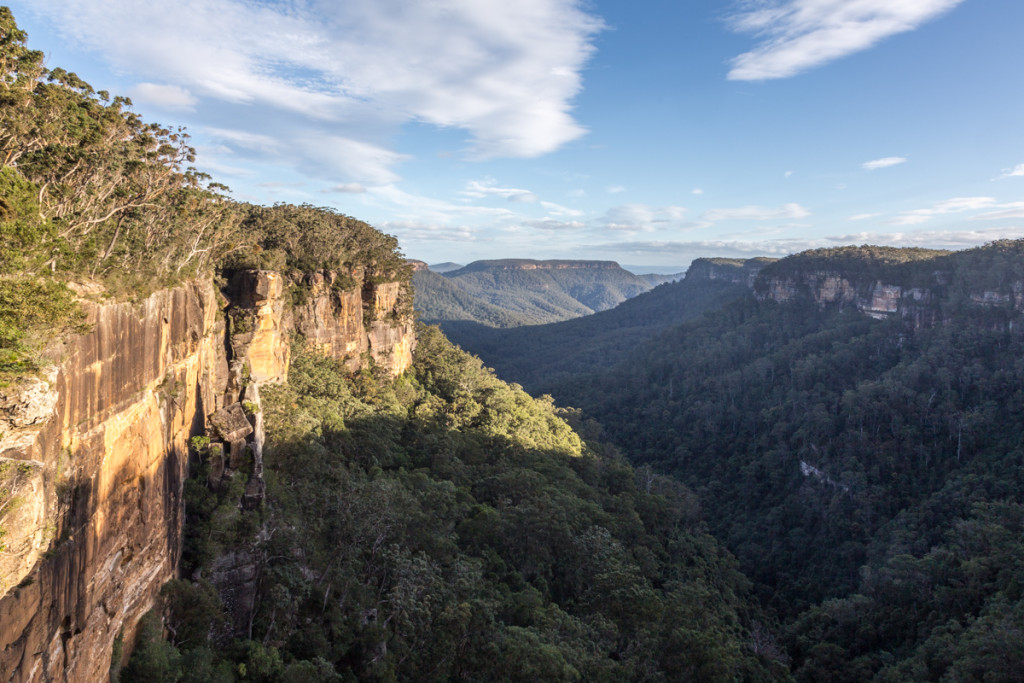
left=702, top=202, right=810, bottom=222
left=727, top=0, right=965, bottom=81
left=606, top=185, right=626, bottom=194
left=364, top=185, right=518, bottom=226
left=862, top=156, right=907, bottom=170
left=205, top=127, right=281, bottom=153
left=463, top=180, right=538, bottom=203
left=522, top=219, right=586, bottom=231
left=849, top=213, right=881, bottom=221
left=596, top=204, right=689, bottom=232
left=28, top=0, right=603, bottom=182
left=888, top=196, right=1000, bottom=225
left=589, top=224, right=1020, bottom=267
left=826, top=227, right=1024, bottom=248
left=975, top=202, right=1024, bottom=220
left=380, top=220, right=476, bottom=243
left=784, top=170, right=793, bottom=178
left=691, top=188, right=704, bottom=195
left=130, top=82, right=198, bottom=110
left=540, top=201, right=584, bottom=218
left=325, top=183, right=367, bottom=194
left=995, top=164, right=1024, bottom=180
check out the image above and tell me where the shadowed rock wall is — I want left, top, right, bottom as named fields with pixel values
left=0, top=268, right=414, bottom=682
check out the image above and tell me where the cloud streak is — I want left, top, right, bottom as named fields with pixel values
left=995, top=164, right=1024, bottom=180
left=727, top=0, right=965, bottom=81
left=27, top=0, right=603, bottom=183
left=862, top=156, right=907, bottom=170
left=702, top=202, right=810, bottom=222
left=887, top=196, right=999, bottom=225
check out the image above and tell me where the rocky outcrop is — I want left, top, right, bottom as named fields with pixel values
left=0, top=267, right=414, bottom=682
left=685, top=257, right=774, bottom=287
left=755, top=267, right=1024, bottom=327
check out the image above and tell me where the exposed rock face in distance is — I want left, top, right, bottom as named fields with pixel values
left=0, top=267, right=415, bottom=682
left=685, top=257, right=774, bottom=287
left=750, top=244, right=1024, bottom=330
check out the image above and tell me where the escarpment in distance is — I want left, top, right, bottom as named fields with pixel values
left=0, top=268, right=414, bottom=682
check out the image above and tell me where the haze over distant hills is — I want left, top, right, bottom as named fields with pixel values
left=411, top=258, right=683, bottom=327
left=448, top=240, right=1024, bottom=680
left=442, top=257, right=772, bottom=393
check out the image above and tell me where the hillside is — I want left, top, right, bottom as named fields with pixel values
left=552, top=241, right=1024, bottom=680
left=0, top=11, right=784, bottom=681
left=442, top=257, right=772, bottom=395
left=414, top=258, right=665, bottom=326
left=129, top=327, right=785, bottom=681
left=412, top=268, right=537, bottom=328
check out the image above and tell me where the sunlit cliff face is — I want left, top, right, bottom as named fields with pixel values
left=0, top=269, right=414, bottom=682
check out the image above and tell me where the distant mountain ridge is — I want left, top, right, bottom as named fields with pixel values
left=449, top=258, right=622, bottom=273
left=491, top=240, right=1024, bottom=681
left=442, top=256, right=773, bottom=394
left=413, top=257, right=674, bottom=326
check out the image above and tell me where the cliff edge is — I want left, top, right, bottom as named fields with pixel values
left=0, top=268, right=414, bottom=682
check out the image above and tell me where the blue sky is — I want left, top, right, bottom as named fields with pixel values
left=9, top=0, right=1024, bottom=268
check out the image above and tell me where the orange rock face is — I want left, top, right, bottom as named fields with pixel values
left=0, top=269, right=415, bottom=682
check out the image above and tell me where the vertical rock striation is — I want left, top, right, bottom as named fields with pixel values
left=0, top=268, right=414, bottom=682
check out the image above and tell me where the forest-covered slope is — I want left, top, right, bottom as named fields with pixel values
left=124, top=328, right=787, bottom=681
left=441, top=257, right=771, bottom=395
left=413, top=259, right=670, bottom=327
left=549, top=241, right=1024, bottom=680
left=0, top=10, right=786, bottom=681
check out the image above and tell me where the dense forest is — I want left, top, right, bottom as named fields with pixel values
left=6, top=5, right=1024, bottom=680
left=479, top=241, right=1024, bottom=681
left=119, top=328, right=786, bottom=681
left=441, top=258, right=770, bottom=396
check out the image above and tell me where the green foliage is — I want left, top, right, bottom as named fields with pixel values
left=165, top=325, right=783, bottom=681
left=0, top=277, right=87, bottom=381
left=0, top=9, right=414, bottom=382
left=519, top=240, right=1024, bottom=678
left=441, top=264, right=756, bottom=395
left=221, top=203, right=409, bottom=279
left=414, top=260, right=660, bottom=327
left=121, top=611, right=181, bottom=682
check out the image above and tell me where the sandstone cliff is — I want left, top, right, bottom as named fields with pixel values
left=752, top=244, right=1024, bottom=327
left=685, top=257, right=775, bottom=287
left=0, top=269, right=414, bottom=682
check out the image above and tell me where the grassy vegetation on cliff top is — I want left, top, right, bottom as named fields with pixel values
left=0, top=8, right=409, bottom=380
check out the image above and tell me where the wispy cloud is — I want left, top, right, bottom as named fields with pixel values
left=606, top=185, right=626, bottom=194
left=380, top=220, right=476, bottom=243
left=540, top=201, right=584, bottom=218
left=826, top=227, right=1024, bottom=248
left=129, top=83, right=198, bottom=111
left=463, top=180, right=538, bottom=203
left=325, top=183, right=367, bottom=194
left=995, top=164, right=1024, bottom=180
left=27, top=0, right=603, bottom=183
left=975, top=203, right=1024, bottom=220
left=522, top=219, right=586, bottom=231
left=849, top=213, right=881, bottom=221
left=862, top=156, right=907, bottom=171
left=887, top=196, right=998, bottom=225
left=702, top=202, right=810, bottom=222
left=691, top=188, right=705, bottom=195
left=726, top=0, right=965, bottom=81
left=595, top=204, right=689, bottom=232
